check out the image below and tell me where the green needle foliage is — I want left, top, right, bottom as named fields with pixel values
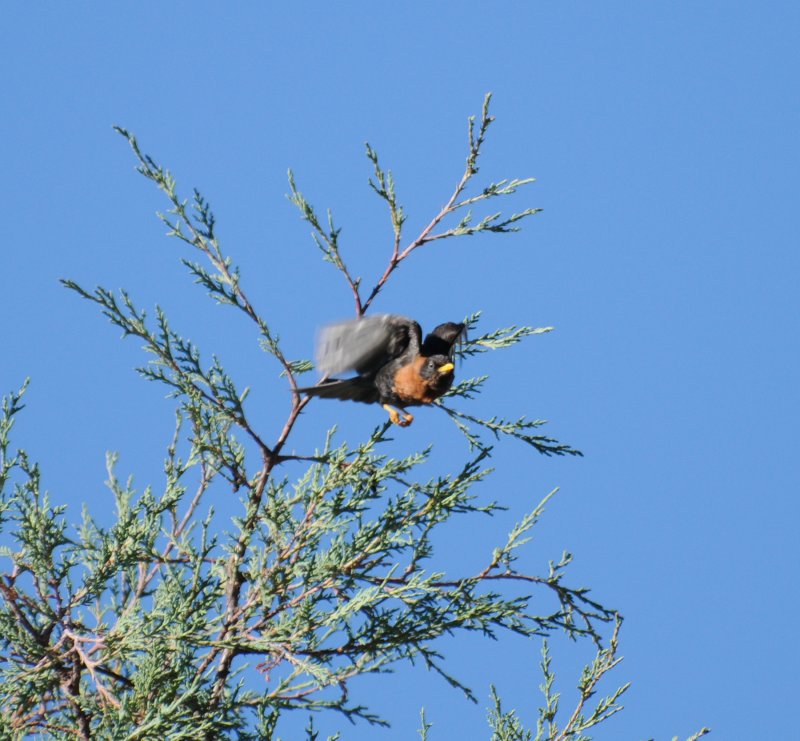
left=0, top=95, right=706, bottom=739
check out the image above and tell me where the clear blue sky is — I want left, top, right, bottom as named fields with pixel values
left=3, top=3, right=798, bottom=739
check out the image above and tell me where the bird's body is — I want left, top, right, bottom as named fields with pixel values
left=298, top=315, right=465, bottom=426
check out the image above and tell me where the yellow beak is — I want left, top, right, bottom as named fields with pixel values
left=437, top=362, right=455, bottom=374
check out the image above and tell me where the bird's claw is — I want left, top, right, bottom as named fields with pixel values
left=384, top=405, right=414, bottom=427
left=397, top=412, right=414, bottom=427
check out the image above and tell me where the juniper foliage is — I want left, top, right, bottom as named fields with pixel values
left=0, top=96, right=706, bottom=739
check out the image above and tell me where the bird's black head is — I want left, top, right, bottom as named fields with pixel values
left=419, top=354, right=456, bottom=394
left=422, top=322, right=466, bottom=357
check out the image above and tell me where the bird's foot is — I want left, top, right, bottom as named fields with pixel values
left=383, top=404, right=414, bottom=427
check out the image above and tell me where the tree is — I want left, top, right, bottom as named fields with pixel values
left=0, top=95, right=707, bottom=739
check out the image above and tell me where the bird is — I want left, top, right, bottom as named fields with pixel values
left=297, top=315, right=465, bottom=426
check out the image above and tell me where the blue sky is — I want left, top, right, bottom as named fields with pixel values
left=3, top=3, right=799, bottom=739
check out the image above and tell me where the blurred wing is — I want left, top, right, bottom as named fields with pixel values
left=315, top=315, right=421, bottom=375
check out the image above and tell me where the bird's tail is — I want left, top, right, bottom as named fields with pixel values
left=296, top=377, right=378, bottom=403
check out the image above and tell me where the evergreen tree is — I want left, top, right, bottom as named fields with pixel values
left=0, top=96, right=707, bottom=740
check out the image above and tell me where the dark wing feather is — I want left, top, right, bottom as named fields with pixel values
left=421, top=322, right=466, bottom=359
left=315, top=315, right=421, bottom=375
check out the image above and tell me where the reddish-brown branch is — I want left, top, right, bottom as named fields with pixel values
left=360, top=158, right=473, bottom=316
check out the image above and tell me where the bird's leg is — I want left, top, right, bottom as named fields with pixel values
left=382, top=404, right=414, bottom=427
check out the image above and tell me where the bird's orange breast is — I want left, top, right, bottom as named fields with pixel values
left=392, top=356, right=441, bottom=404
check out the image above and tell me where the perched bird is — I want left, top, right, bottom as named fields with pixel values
left=298, top=315, right=465, bottom=426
